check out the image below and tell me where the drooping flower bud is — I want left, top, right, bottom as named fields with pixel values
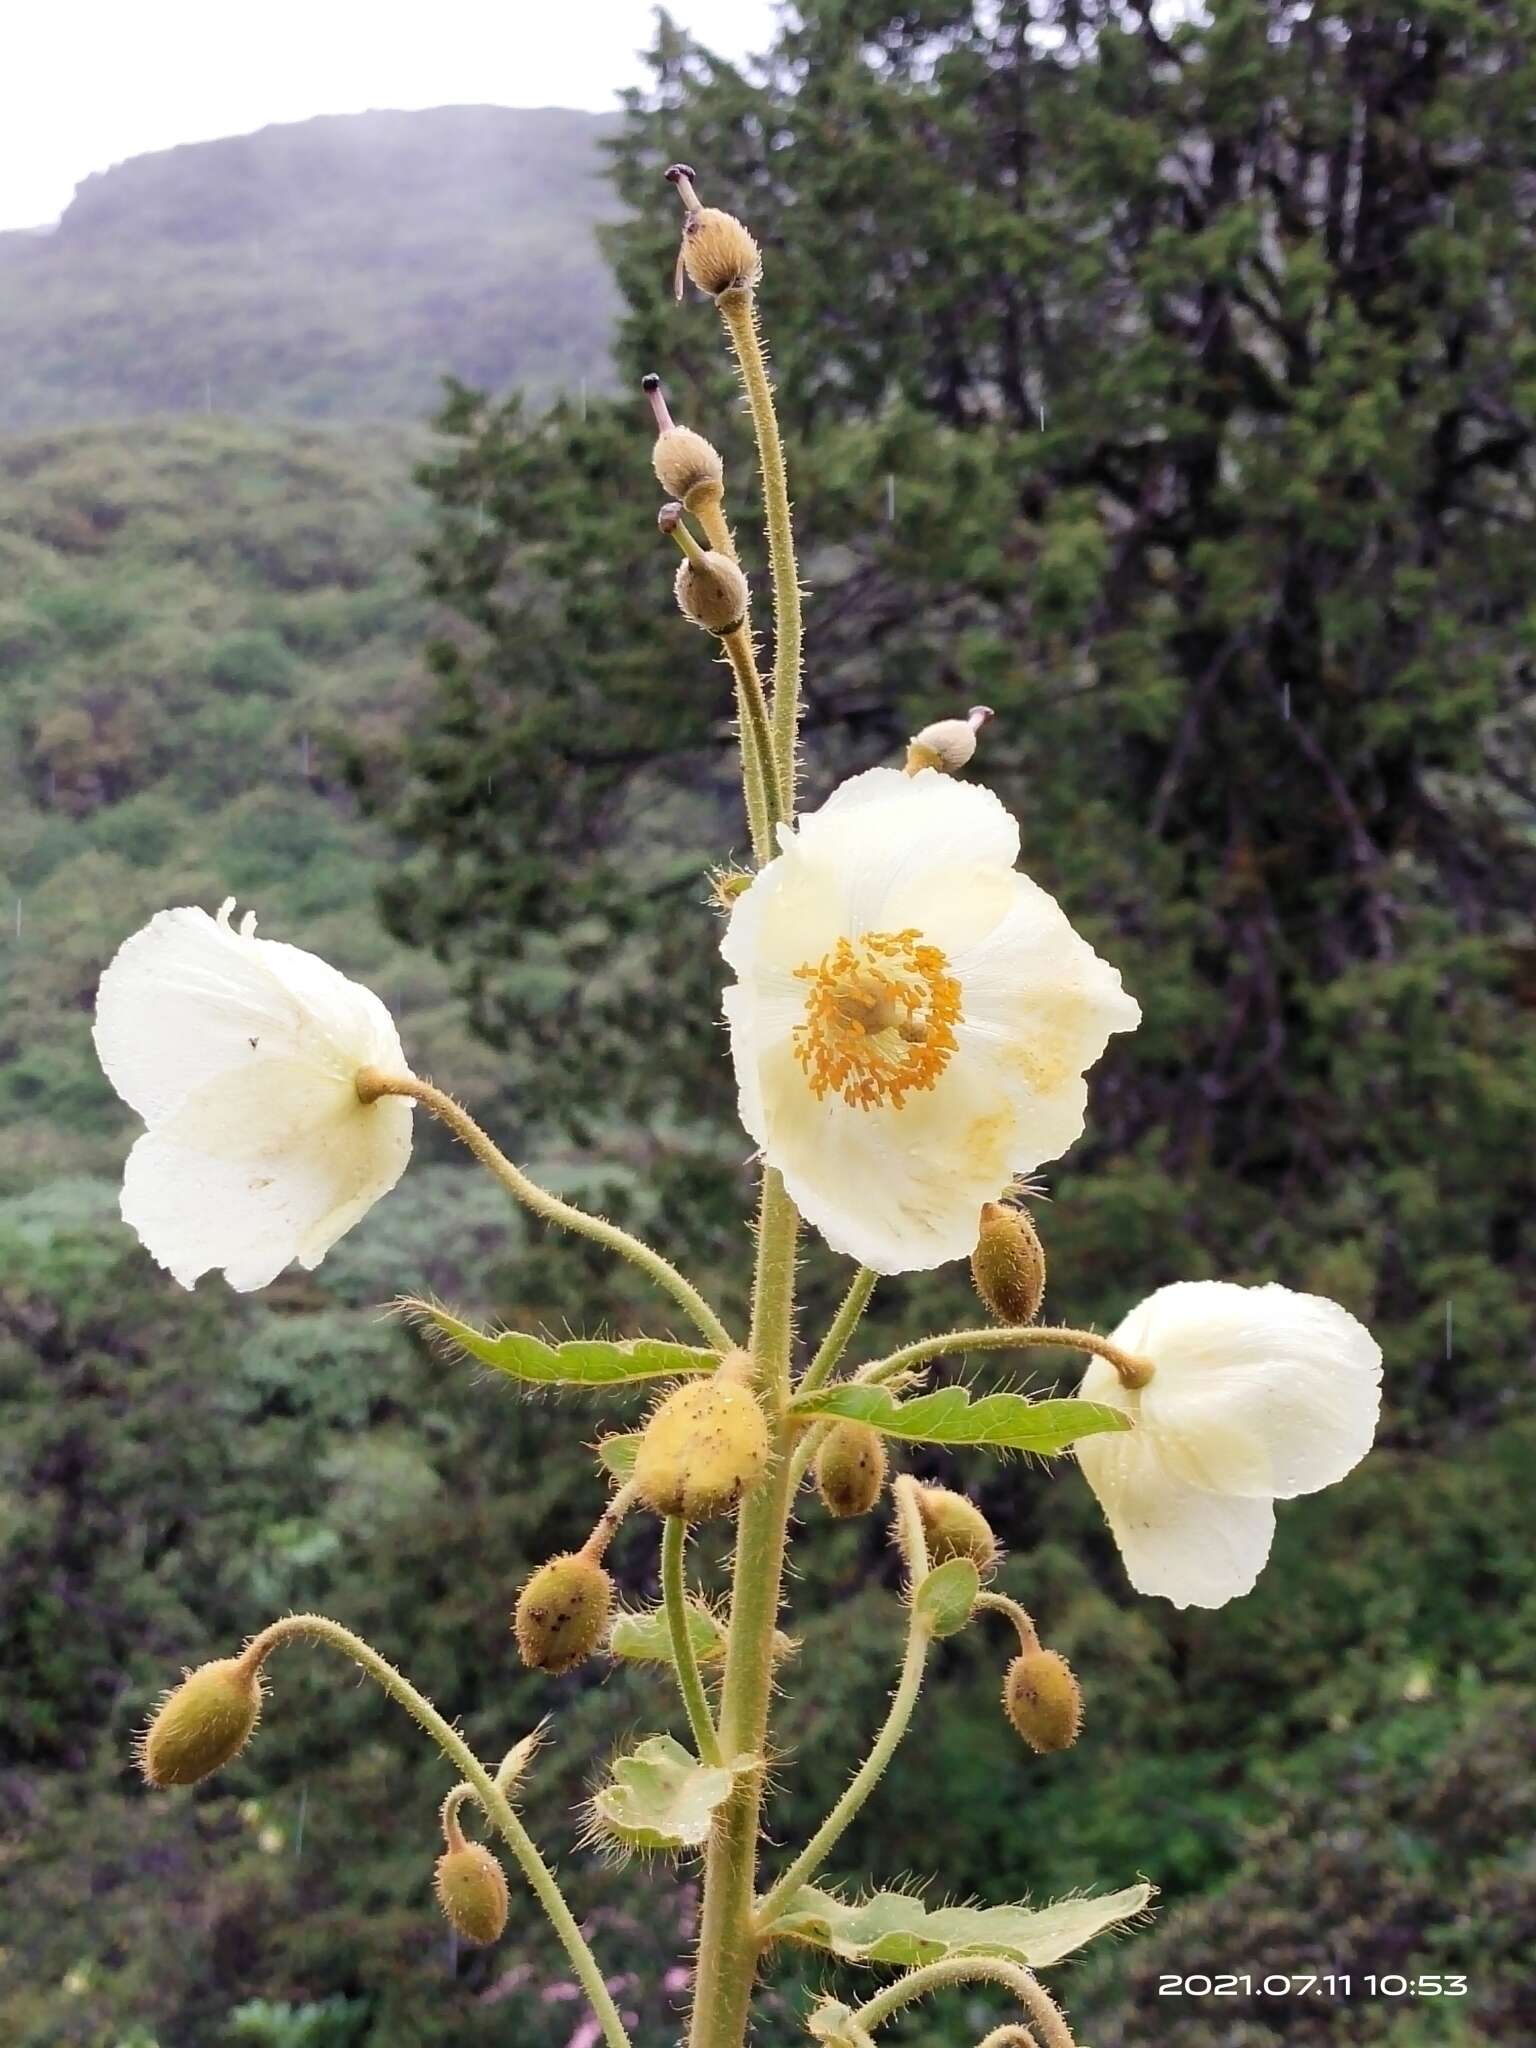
left=139, top=1656, right=263, bottom=1787
left=814, top=1422, right=888, bottom=1519
left=434, top=1839, right=510, bottom=1945
left=643, top=373, right=725, bottom=501
left=513, top=1552, right=614, bottom=1675
left=634, top=1354, right=770, bottom=1521
left=1002, top=1647, right=1083, bottom=1754
left=659, top=501, right=750, bottom=634
left=914, top=1485, right=999, bottom=1573
left=905, top=705, right=994, bottom=776
left=667, top=163, right=761, bottom=298
left=971, top=1199, right=1047, bottom=1325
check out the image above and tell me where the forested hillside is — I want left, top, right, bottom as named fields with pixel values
left=3, top=4, right=1536, bottom=2046
left=0, top=106, right=619, bottom=429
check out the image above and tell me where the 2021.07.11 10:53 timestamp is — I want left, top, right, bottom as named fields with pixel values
left=1158, top=1974, right=1469, bottom=1999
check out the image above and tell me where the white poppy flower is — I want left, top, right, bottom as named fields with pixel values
left=93, top=900, right=414, bottom=1292
left=720, top=767, right=1140, bottom=1273
left=1074, top=1281, right=1383, bottom=1609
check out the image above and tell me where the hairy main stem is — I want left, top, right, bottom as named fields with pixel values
left=688, top=1169, right=799, bottom=2048
left=721, top=623, right=783, bottom=859
left=718, top=289, right=802, bottom=811
left=241, top=1614, right=631, bottom=2048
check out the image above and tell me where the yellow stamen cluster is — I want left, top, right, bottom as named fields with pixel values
left=792, top=929, right=961, bottom=1109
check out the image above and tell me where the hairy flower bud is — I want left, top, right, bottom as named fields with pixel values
left=139, top=1656, right=263, bottom=1787
left=643, top=373, right=726, bottom=500
left=513, top=1553, right=614, bottom=1675
left=434, top=1840, right=509, bottom=1945
left=905, top=705, right=994, bottom=775
left=915, top=1485, right=999, bottom=1573
left=674, top=551, right=750, bottom=634
left=1003, top=1648, right=1083, bottom=1754
left=814, top=1422, right=888, bottom=1519
left=667, top=162, right=762, bottom=297
left=971, top=1200, right=1047, bottom=1325
left=634, top=1358, right=770, bottom=1521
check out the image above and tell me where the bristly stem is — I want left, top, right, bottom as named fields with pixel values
left=354, top=1070, right=733, bottom=1353
left=850, top=1956, right=1077, bottom=2048
left=717, top=288, right=803, bottom=813
left=799, top=1267, right=877, bottom=1396
left=239, top=1614, right=631, bottom=2048
left=687, top=1168, right=800, bottom=2048
left=847, top=1324, right=1155, bottom=1392
left=756, top=1478, right=932, bottom=1925
left=662, top=1515, right=722, bottom=1764
left=721, top=622, right=783, bottom=859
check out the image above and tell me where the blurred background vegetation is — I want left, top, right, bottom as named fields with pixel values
left=2, top=4, right=1534, bottom=2046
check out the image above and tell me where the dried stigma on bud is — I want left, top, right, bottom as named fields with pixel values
left=661, top=501, right=750, bottom=633
left=434, top=1836, right=510, bottom=1946
left=814, top=1421, right=888, bottom=1519
left=905, top=704, right=995, bottom=776
left=666, top=162, right=761, bottom=298
left=513, top=1553, right=614, bottom=1675
left=644, top=373, right=725, bottom=501
left=634, top=1354, right=770, bottom=1521
left=1003, top=1647, right=1083, bottom=1754
left=972, top=1199, right=1047, bottom=1325
left=139, top=1655, right=263, bottom=1787
left=915, top=1485, right=999, bottom=1573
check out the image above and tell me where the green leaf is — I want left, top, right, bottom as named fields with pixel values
left=402, top=1301, right=717, bottom=1386
left=596, top=1432, right=642, bottom=1480
left=913, top=1557, right=979, bottom=1639
left=806, top=2004, right=863, bottom=2046
left=766, top=1881, right=1154, bottom=1969
left=791, top=1383, right=1130, bottom=1456
left=609, top=1602, right=729, bottom=1668
left=589, top=1735, right=742, bottom=1855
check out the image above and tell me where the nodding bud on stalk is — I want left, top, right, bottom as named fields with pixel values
left=513, top=1553, right=614, bottom=1675
left=667, top=162, right=762, bottom=298
left=660, top=501, right=750, bottom=633
left=1003, top=1647, right=1083, bottom=1754
left=971, top=1199, right=1047, bottom=1325
left=905, top=705, right=995, bottom=776
left=139, top=1655, right=263, bottom=1787
left=434, top=1807, right=510, bottom=1946
left=634, top=1351, right=770, bottom=1521
left=814, top=1421, right=889, bottom=1519
left=915, top=1484, right=999, bottom=1573
left=643, top=373, right=725, bottom=503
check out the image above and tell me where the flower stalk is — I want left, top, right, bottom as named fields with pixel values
left=663, top=1515, right=722, bottom=1765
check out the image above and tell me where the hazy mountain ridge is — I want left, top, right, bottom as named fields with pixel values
left=0, top=105, right=623, bottom=428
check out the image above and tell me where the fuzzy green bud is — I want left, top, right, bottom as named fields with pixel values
left=634, top=1357, right=769, bottom=1521
left=1003, top=1648, right=1083, bottom=1754
left=971, top=1199, right=1047, bottom=1325
left=139, top=1656, right=263, bottom=1788
left=643, top=372, right=726, bottom=501
left=915, top=1485, right=999, bottom=1573
left=814, top=1422, right=888, bottom=1519
left=513, top=1552, right=614, bottom=1675
left=434, top=1840, right=509, bottom=1945
left=674, top=550, right=749, bottom=634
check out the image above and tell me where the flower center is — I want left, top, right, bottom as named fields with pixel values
left=792, top=929, right=962, bottom=1109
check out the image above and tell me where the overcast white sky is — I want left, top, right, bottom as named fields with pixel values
left=0, top=0, right=783, bottom=231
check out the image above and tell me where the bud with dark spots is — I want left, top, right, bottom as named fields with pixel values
left=513, top=1552, right=614, bottom=1675
left=659, top=501, right=750, bottom=634
left=139, top=1656, right=263, bottom=1787
left=814, top=1422, right=888, bottom=1519
left=634, top=1354, right=769, bottom=1521
left=1003, top=1648, right=1083, bottom=1754
left=435, top=1839, right=510, bottom=1945
left=915, top=1485, right=999, bottom=1573
left=971, top=1199, right=1047, bottom=1326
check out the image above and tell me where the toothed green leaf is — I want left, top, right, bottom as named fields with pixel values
left=791, top=1384, right=1130, bottom=1455
left=766, top=1881, right=1155, bottom=1968
left=403, top=1301, right=717, bottom=1385
left=913, top=1557, right=980, bottom=1638
left=609, top=1603, right=729, bottom=1667
left=590, top=1735, right=741, bottom=1854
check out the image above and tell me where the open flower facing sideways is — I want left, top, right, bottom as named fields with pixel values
left=94, top=900, right=414, bottom=1291
left=1074, top=1281, right=1383, bottom=1608
left=720, top=767, right=1140, bottom=1273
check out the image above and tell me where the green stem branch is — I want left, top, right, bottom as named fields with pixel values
left=240, top=1614, right=630, bottom=2048
left=851, top=1324, right=1154, bottom=1392
left=663, top=1515, right=722, bottom=1764
left=850, top=1957, right=1077, bottom=2048
left=355, top=1070, right=733, bottom=1352
left=721, top=622, right=782, bottom=860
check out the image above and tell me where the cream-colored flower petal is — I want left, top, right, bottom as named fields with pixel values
left=1075, top=1425, right=1277, bottom=1608
left=1086, top=1281, right=1382, bottom=1499
left=120, top=1061, right=412, bottom=1291
left=94, top=902, right=408, bottom=1126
